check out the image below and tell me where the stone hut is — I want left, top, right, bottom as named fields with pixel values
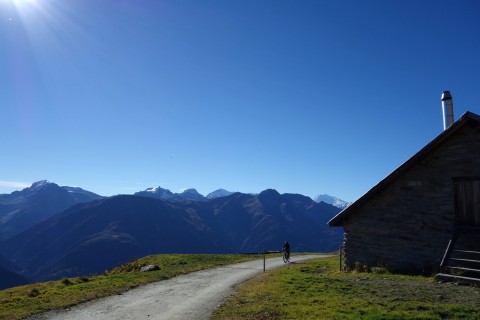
left=329, top=112, right=480, bottom=274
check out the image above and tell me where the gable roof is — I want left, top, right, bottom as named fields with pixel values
left=328, top=111, right=480, bottom=227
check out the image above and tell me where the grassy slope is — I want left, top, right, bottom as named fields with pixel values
left=0, top=254, right=262, bottom=320
left=212, top=256, right=480, bottom=320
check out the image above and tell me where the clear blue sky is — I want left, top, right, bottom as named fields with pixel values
left=1, top=0, right=479, bottom=201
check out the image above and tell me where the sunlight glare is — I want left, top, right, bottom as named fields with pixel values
left=1, top=0, right=37, bottom=9
left=12, top=0, right=36, bottom=4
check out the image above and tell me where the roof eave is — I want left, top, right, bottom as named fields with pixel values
left=328, top=111, right=480, bottom=227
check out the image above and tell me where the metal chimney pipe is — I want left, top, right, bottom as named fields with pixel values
left=441, top=90, right=454, bottom=130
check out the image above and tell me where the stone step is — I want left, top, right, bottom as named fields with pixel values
left=445, top=266, right=480, bottom=273
left=452, top=250, right=480, bottom=255
left=436, top=273, right=480, bottom=284
left=449, top=258, right=480, bottom=264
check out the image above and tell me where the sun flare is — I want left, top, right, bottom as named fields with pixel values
left=2, top=0, right=37, bottom=8
left=1, top=0, right=37, bottom=11
left=11, top=0, right=36, bottom=4
left=2, top=0, right=44, bottom=22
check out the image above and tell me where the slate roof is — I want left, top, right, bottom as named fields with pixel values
left=328, top=111, right=480, bottom=227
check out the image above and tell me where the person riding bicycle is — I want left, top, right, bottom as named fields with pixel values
left=282, top=241, right=290, bottom=259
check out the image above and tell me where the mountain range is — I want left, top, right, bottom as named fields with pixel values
left=0, top=181, right=345, bottom=288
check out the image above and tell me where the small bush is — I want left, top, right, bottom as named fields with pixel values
left=61, top=278, right=73, bottom=285
left=370, top=261, right=389, bottom=274
left=27, top=288, right=40, bottom=298
left=371, top=267, right=389, bottom=274
left=78, top=276, right=90, bottom=283
left=353, top=261, right=369, bottom=273
left=351, top=261, right=390, bottom=274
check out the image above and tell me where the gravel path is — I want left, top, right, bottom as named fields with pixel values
left=30, top=254, right=325, bottom=320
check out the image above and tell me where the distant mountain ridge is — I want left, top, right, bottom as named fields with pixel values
left=1, top=181, right=347, bottom=208
left=0, top=190, right=343, bottom=282
left=134, top=186, right=234, bottom=201
left=136, top=185, right=349, bottom=209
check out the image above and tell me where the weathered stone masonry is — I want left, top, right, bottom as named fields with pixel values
left=329, top=113, right=480, bottom=273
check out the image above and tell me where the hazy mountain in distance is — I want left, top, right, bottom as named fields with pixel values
left=314, top=194, right=351, bottom=209
left=0, top=180, right=103, bottom=240
left=206, top=189, right=234, bottom=199
left=174, top=188, right=205, bottom=201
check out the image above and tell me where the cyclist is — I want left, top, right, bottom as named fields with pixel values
left=282, top=241, right=290, bottom=261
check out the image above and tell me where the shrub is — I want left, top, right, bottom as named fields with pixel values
left=353, top=261, right=369, bottom=273
left=371, top=266, right=389, bottom=274
left=371, top=261, right=389, bottom=274
left=27, top=288, right=40, bottom=298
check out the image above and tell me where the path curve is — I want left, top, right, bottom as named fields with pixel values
left=30, top=254, right=326, bottom=320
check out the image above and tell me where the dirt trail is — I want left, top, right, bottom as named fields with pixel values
left=30, top=254, right=326, bottom=320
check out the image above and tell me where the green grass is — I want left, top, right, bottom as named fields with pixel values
left=0, top=253, right=262, bottom=320
left=212, top=256, right=480, bottom=320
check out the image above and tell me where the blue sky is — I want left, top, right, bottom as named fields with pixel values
left=1, top=0, right=479, bottom=201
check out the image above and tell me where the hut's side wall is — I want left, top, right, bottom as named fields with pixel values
left=343, top=122, right=480, bottom=273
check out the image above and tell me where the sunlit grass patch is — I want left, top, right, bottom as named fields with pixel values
left=212, top=256, right=480, bottom=320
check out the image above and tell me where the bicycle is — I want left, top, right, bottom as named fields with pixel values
left=282, top=249, right=290, bottom=263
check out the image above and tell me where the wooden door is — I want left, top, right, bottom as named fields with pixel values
left=454, top=178, right=480, bottom=226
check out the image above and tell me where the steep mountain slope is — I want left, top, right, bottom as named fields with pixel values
left=244, top=190, right=342, bottom=252
left=0, top=253, right=30, bottom=289
left=62, top=186, right=104, bottom=203
left=0, top=267, right=30, bottom=290
left=0, top=252, right=17, bottom=272
left=0, top=181, right=102, bottom=240
left=0, top=191, right=342, bottom=282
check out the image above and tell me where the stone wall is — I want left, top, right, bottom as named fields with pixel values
left=343, top=122, right=480, bottom=273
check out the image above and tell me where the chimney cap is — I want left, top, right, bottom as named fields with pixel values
left=442, top=91, right=452, bottom=101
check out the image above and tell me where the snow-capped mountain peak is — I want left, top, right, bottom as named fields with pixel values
left=314, top=194, right=350, bottom=209
left=30, top=180, right=51, bottom=189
